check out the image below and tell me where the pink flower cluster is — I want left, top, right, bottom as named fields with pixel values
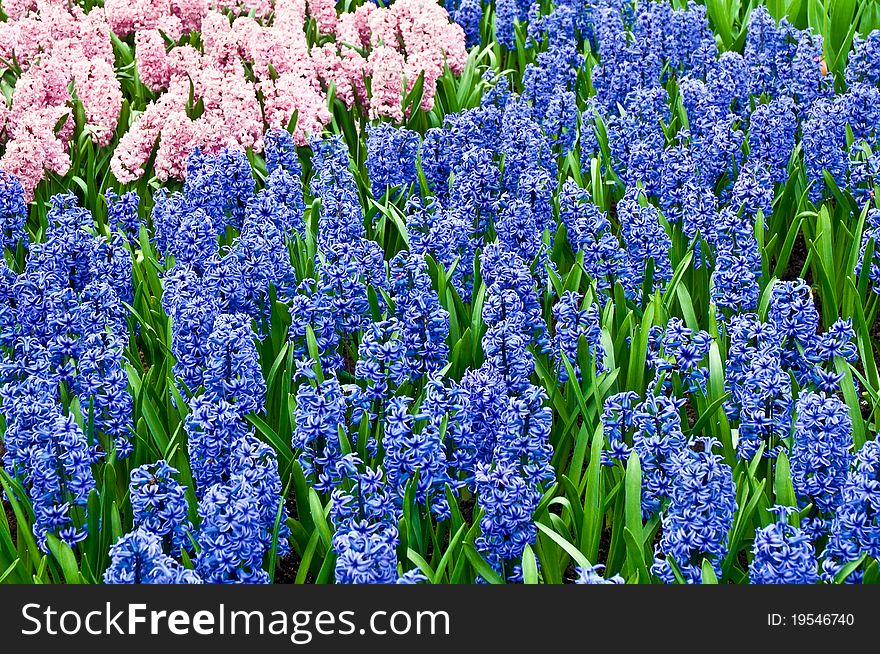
left=0, top=0, right=121, bottom=199
left=0, top=0, right=467, bottom=192
left=114, top=0, right=467, bottom=183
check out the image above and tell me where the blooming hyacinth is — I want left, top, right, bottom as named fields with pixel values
left=558, top=180, right=627, bottom=299
left=474, top=458, right=541, bottom=582
left=263, top=128, right=302, bottom=178
left=382, top=394, right=453, bottom=519
left=749, top=506, right=818, bottom=584
left=185, top=395, right=252, bottom=494
left=748, top=98, right=797, bottom=185
left=330, top=458, right=423, bottom=584
left=231, top=432, right=291, bottom=558
left=351, top=318, right=408, bottom=425
left=603, top=394, right=685, bottom=488
left=790, top=392, right=853, bottom=527
left=31, top=411, right=97, bottom=549
left=450, top=146, right=502, bottom=240
left=105, top=189, right=141, bottom=246
left=188, top=397, right=290, bottom=554
left=183, top=147, right=255, bottom=232
left=496, top=186, right=554, bottom=270
left=823, top=440, right=880, bottom=581
left=129, top=461, right=192, bottom=554
left=208, top=210, right=296, bottom=329
left=724, top=315, right=792, bottom=460
left=104, top=529, right=202, bottom=585
left=75, top=330, right=134, bottom=458
left=292, top=377, right=348, bottom=493
left=494, top=384, right=555, bottom=489
left=310, top=135, right=365, bottom=250
left=494, top=0, right=528, bottom=48
left=287, top=278, right=343, bottom=372
left=406, top=196, right=476, bottom=297
left=652, top=437, right=736, bottom=584
left=574, top=563, right=625, bottom=585
left=600, top=391, right=640, bottom=465
left=645, top=318, right=711, bottom=394
left=0, top=172, right=29, bottom=250
left=632, top=394, right=688, bottom=516
left=366, top=123, right=420, bottom=197
left=711, top=208, right=761, bottom=319
left=256, top=163, right=307, bottom=238
left=767, top=279, right=822, bottom=381
left=454, top=0, right=483, bottom=47
left=1, top=376, right=96, bottom=549
left=203, top=313, right=267, bottom=415
left=802, top=98, right=848, bottom=203
left=389, top=250, right=450, bottom=379
left=481, top=313, right=535, bottom=395
left=454, top=366, right=508, bottom=480
left=196, top=476, right=272, bottom=584
left=162, top=267, right=221, bottom=392
left=552, top=291, right=605, bottom=382
left=730, top=160, right=774, bottom=220
left=481, top=243, right=550, bottom=352
left=617, top=190, right=673, bottom=301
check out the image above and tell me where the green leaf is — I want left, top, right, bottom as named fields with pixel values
left=624, top=451, right=643, bottom=546
left=536, top=521, right=592, bottom=570
left=45, top=535, right=82, bottom=584
left=522, top=544, right=539, bottom=585
left=623, top=527, right=651, bottom=584
left=834, top=553, right=866, bottom=584
left=774, top=450, right=797, bottom=509
left=308, top=489, right=332, bottom=551
left=463, top=543, right=505, bottom=584
left=701, top=559, right=718, bottom=584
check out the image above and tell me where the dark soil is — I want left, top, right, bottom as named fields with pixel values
left=274, top=492, right=307, bottom=583
left=781, top=234, right=813, bottom=285
left=562, top=564, right=579, bottom=583
left=274, top=550, right=302, bottom=584
left=597, top=526, right=612, bottom=566
left=136, top=344, right=151, bottom=374
left=871, top=314, right=880, bottom=344
left=459, top=495, right=476, bottom=526
left=737, top=549, right=749, bottom=577
left=342, top=346, right=356, bottom=376
left=684, top=399, right=697, bottom=431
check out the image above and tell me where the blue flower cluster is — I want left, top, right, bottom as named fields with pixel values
left=0, top=187, right=135, bottom=550
left=749, top=506, right=818, bottom=584
left=366, top=123, right=420, bottom=197
left=129, top=461, right=192, bottom=554
left=330, top=457, right=424, bottom=584
left=389, top=250, right=450, bottom=379
left=552, top=290, right=605, bottom=382
left=0, top=171, right=28, bottom=250
left=558, top=180, right=626, bottom=299
left=645, top=318, right=711, bottom=394
left=823, top=440, right=880, bottom=581
left=790, top=392, right=853, bottom=523
left=574, top=563, right=625, bottom=585
left=196, top=475, right=273, bottom=584
left=104, top=528, right=202, bottom=584
left=600, top=390, right=687, bottom=517
left=652, top=437, right=736, bottom=584
left=474, top=458, right=541, bottom=582
left=382, top=391, right=454, bottom=519
left=292, top=376, right=349, bottom=493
